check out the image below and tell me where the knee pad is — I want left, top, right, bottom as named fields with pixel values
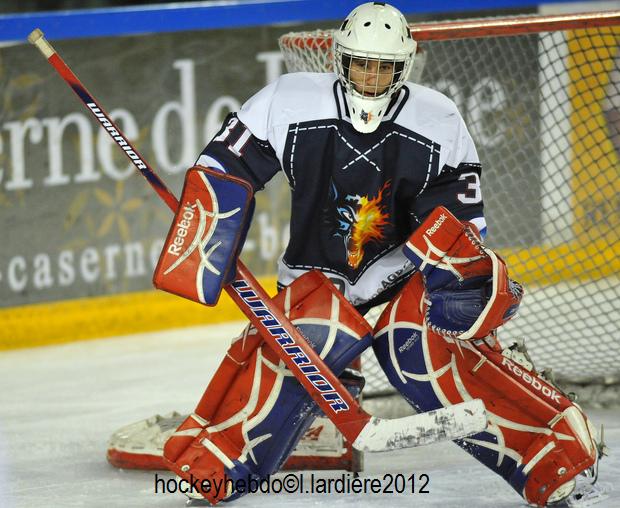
left=373, top=273, right=601, bottom=507
left=164, top=270, right=373, bottom=505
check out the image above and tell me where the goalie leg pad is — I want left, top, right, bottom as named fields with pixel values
left=373, top=274, right=599, bottom=507
left=164, top=270, right=373, bottom=505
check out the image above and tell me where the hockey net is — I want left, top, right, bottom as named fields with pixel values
left=279, top=11, right=620, bottom=409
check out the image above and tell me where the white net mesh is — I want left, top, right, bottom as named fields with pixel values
left=279, top=16, right=620, bottom=404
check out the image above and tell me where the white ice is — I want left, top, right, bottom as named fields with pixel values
left=0, top=323, right=618, bottom=508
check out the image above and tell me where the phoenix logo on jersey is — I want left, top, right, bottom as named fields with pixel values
left=329, top=181, right=391, bottom=269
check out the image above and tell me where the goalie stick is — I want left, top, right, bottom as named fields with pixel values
left=28, top=28, right=487, bottom=452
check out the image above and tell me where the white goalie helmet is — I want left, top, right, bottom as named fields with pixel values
left=334, top=2, right=417, bottom=133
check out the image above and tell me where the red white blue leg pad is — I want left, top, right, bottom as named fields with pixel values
left=163, top=271, right=373, bottom=505
left=372, top=274, right=601, bottom=507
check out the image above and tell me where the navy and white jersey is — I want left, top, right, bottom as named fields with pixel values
left=197, top=72, right=486, bottom=308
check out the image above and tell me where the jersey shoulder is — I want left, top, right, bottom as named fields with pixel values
left=395, top=82, right=461, bottom=132
left=238, top=72, right=338, bottom=137
left=271, top=72, right=339, bottom=124
left=405, top=82, right=460, bottom=116
left=275, top=71, right=338, bottom=95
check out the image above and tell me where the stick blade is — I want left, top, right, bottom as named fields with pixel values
left=353, top=398, right=487, bottom=452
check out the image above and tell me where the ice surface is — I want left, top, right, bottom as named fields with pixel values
left=0, top=323, right=617, bottom=508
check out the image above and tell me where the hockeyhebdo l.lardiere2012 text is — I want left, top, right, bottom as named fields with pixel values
left=153, top=471, right=431, bottom=496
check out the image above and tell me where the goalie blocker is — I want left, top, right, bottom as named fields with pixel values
left=153, top=165, right=254, bottom=305
left=373, top=207, right=602, bottom=506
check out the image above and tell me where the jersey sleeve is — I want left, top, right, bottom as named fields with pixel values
left=196, top=81, right=282, bottom=192
left=413, top=114, right=487, bottom=237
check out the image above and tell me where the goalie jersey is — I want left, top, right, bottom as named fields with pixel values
left=197, top=72, right=486, bottom=309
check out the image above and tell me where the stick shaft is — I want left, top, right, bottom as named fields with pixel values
left=30, top=29, right=370, bottom=444
left=29, top=29, right=179, bottom=213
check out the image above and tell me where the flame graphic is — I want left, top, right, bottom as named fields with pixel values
left=347, top=183, right=390, bottom=269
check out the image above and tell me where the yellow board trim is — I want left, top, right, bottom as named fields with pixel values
left=499, top=240, right=620, bottom=286
left=0, top=276, right=277, bottom=351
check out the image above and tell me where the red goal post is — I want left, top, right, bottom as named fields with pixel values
left=279, top=11, right=620, bottom=51
left=279, top=11, right=620, bottom=405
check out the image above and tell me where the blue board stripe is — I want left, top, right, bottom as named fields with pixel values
left=0, top=0, right=580, bottom=43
